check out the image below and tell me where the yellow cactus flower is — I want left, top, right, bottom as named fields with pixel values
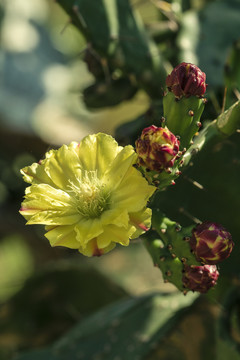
left=20, top=133, right=156, bottom=256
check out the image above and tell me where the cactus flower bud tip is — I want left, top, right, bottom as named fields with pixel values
left=166, top=62, right=207, bottom=98
left=190, top=221, right=234, bottom=264
left=135, top=125, right=180, bottom=172
left=182, top=264, right=219, bottom=293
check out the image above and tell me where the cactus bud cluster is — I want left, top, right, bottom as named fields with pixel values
left=182, top=222, right=233, bottom=293
left=137, top=63, right=234, bottom=295
left=145, top=213, right=234, bottom=294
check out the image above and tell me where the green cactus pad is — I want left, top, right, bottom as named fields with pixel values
left=142, top=205, right=203, bottom=292
left=163, top=92, right=205, bottom=149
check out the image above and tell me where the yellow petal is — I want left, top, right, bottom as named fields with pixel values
left=44, top=142, right=82, bottom=190
left=78, top=238, right=116, bottom=257
left=101, top=208, right=129, bottom=229
left=96, top=234, right=112, bottom=249
left=97, top=224, right=135, bottom=247
left=103, top=145, right=137, bottom=190
left=21, top=162, right=55, bottom=186
left=20, top=184, right=80, bottom=225
left=129, top=207, right=152, bottom=238
left=45, top=224, right=80, bottom=249
left=75, top=218, right=104, bottom=247
left=23, top=211, right=80, bottom=226
left=112, top=168, right=156, bottom=212
left=77, top=133, right=120, bottom=178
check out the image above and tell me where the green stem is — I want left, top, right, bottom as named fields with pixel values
left=183, top=99, right=240, bottom=167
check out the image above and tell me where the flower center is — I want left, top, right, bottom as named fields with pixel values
left=68, top=171, right=111, bottom=219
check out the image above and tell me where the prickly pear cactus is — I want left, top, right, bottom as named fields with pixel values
left=15, top=0, right=240, bottom=359
left=142, top=94, right=240, bottom=294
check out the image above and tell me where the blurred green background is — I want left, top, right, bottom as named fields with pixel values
left=1, top=0, right=240, bottom=359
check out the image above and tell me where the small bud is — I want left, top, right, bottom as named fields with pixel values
left=190, top=221, right=234, bottom=264
left=135, top=125, right=180, bottom=172
left=182, top=264, right=219, bottom=293
left=166, top=62, right=207, bottom=98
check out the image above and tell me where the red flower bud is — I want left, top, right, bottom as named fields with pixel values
left=182, top=264, right=219, bottom=293
left=135, top=125, right=180, bottom=172
left=166, top=62, right=207, bottom=98
left=190, top=222, right=234, bottom=265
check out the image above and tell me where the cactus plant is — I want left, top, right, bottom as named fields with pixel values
left=13, top=0, right=240, bottom=359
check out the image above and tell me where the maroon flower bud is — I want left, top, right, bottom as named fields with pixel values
left=166, top=62, right=207, bottom=98
left=182, top=264, right=219, bottom=293
left=135, top=125, right=180, bottom=172
left=190, top=222, right=234, bottom=265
